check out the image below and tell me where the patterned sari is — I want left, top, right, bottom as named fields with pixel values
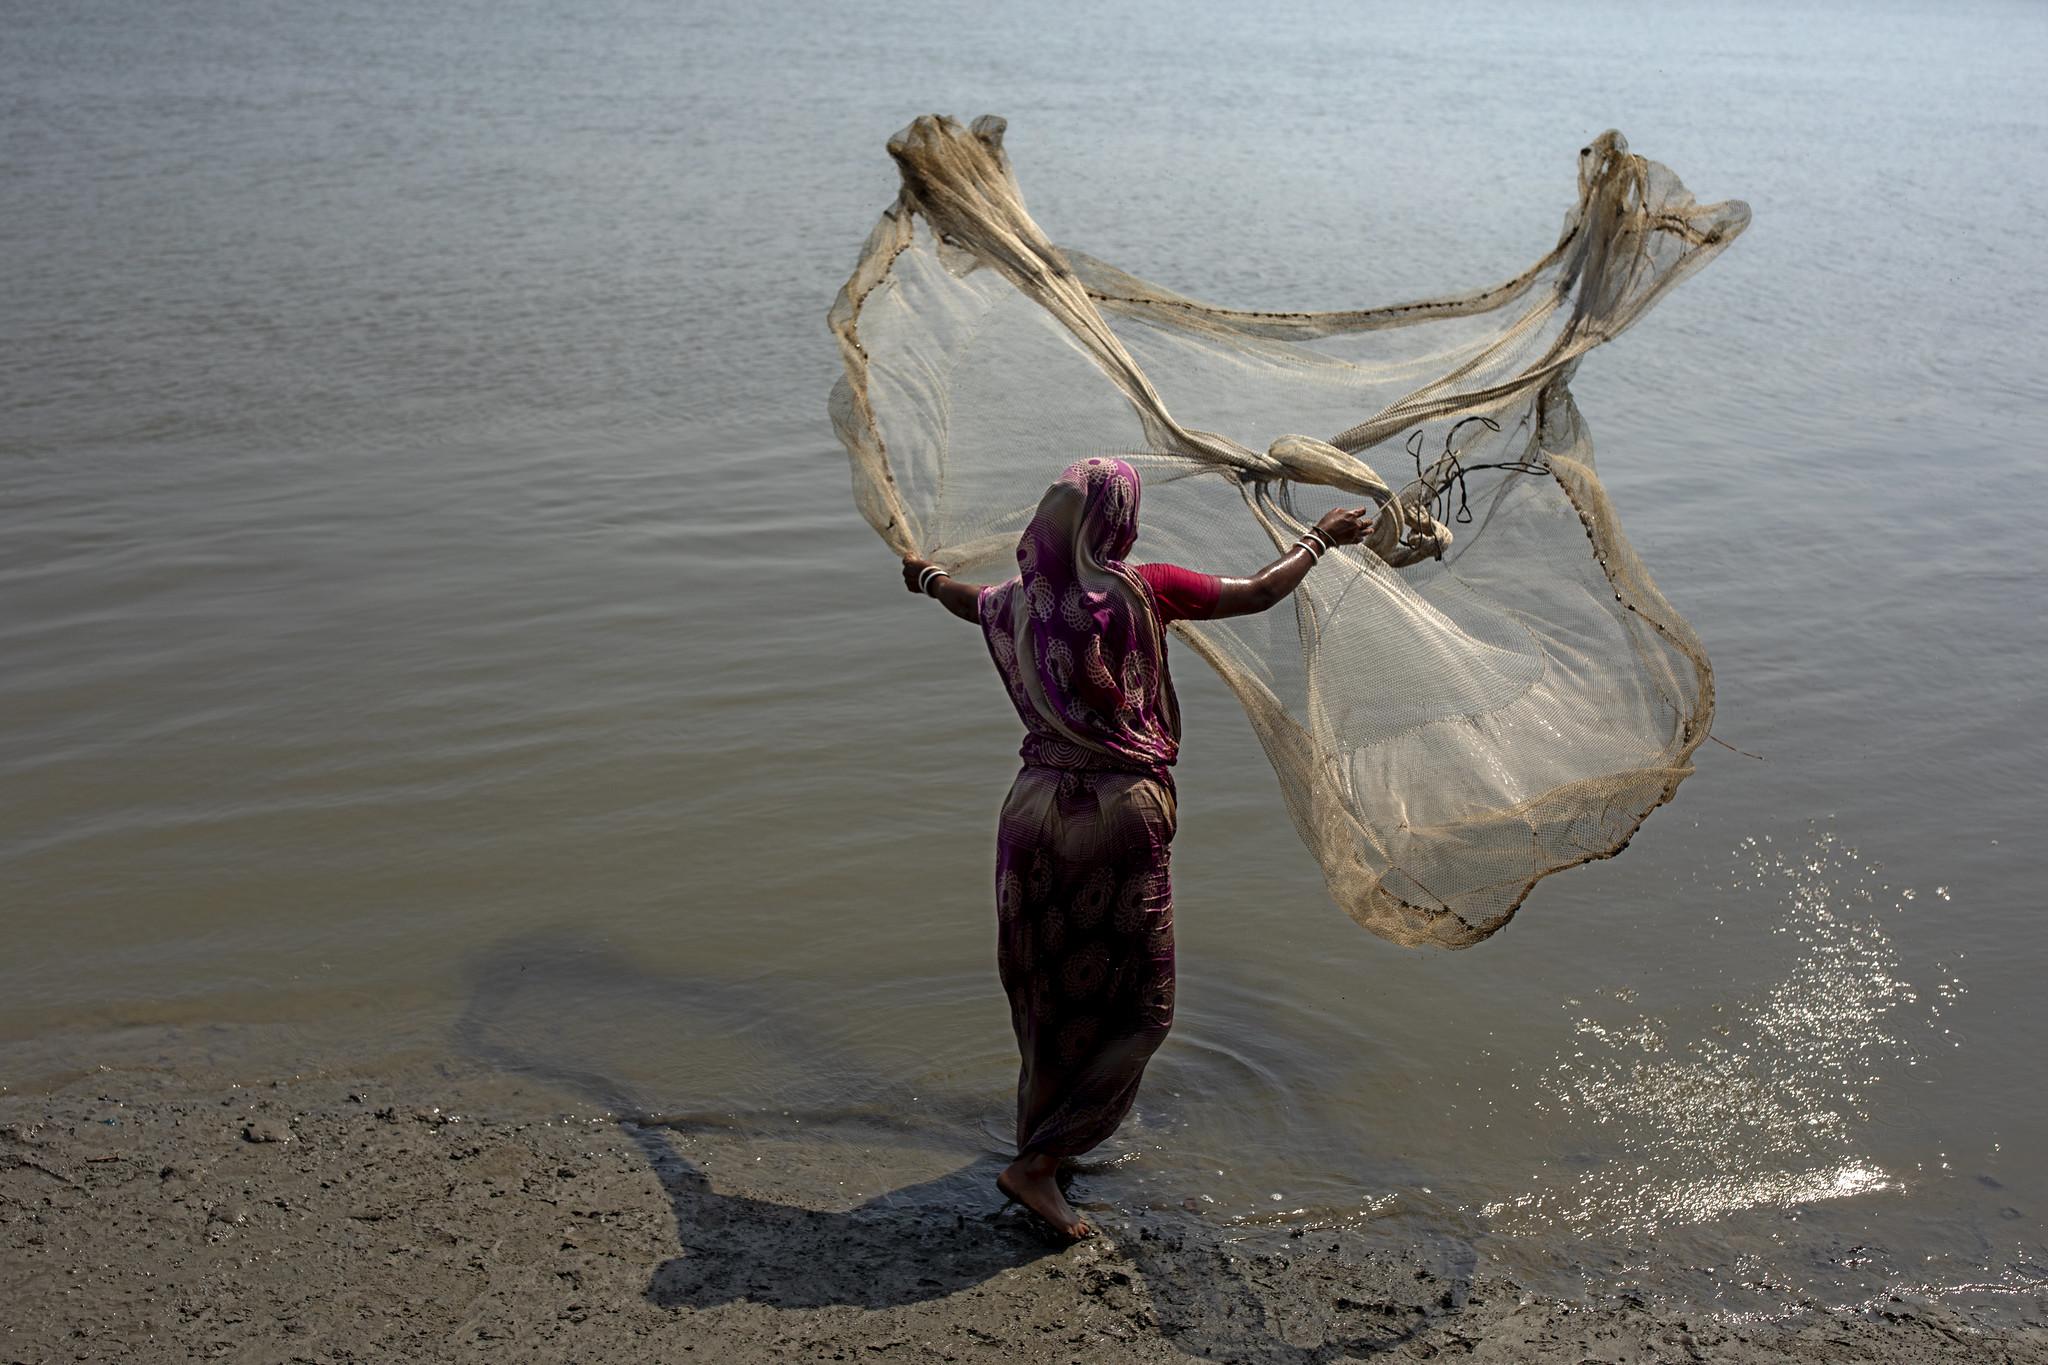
left=976, top=458, right=1206, bottom=1158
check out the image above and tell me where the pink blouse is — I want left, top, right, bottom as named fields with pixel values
left=1135, top=562, right=1222, bottom=625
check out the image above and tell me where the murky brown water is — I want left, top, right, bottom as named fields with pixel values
left=4, top=0, right=2045, bottom=1322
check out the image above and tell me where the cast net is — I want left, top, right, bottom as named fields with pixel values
left=829, top=115, right=1749, bottom=948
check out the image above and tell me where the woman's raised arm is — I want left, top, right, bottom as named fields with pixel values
left=1208, top=505, right=1375, bottom=619
left=901, top=556, right=983, bottom=623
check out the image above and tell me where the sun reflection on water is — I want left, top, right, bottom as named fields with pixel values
left=1484, top=830, right=1959, bottom=1238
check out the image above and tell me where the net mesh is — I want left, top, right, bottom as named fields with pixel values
left=829, top=115, right=1749, bottom=948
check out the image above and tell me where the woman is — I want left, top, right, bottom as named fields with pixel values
left=901, top=457, right=1374, bottom=1240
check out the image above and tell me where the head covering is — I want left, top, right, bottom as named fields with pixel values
left=979, top=458, right=1181, bottom=775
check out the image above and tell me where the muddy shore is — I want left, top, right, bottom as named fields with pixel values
left=3, top=1064, right=2044, bottom=1364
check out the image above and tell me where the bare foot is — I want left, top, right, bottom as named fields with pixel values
left=997, top=1154, right=1093, bottom=1242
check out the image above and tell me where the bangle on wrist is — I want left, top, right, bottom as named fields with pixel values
left=918, top=565, right=951, bottom=596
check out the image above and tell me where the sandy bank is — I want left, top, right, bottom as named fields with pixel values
left=2, top=1065, right=2043, bottom=1363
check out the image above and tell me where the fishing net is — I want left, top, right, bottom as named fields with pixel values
left=829, top=115, right=1749, bottom=948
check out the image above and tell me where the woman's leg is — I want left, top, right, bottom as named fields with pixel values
left=993, top=771, right=1092, bottom=1237
left=993, top=774, right=1176, bottom=1237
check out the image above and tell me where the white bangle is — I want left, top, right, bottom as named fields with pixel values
left=918, top=566, right=951, bottom=595
left=1294, top=536, right=1323, bottom=561
left=1303, top=526, right=1335, bottom=553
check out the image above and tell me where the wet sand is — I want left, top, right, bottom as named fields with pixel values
left=4, top=1064, right=2042, bottom=1363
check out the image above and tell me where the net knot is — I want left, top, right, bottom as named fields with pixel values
left=1264, top=434, right=1389, bottom=498
left=1263, top=435, right=1454, bottom=567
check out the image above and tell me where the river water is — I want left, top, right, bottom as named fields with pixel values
left=5, top=0, right=2045, bottom=1324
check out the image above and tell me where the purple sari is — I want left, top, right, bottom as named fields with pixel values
left=977, top=458, right=1181, bottom=1158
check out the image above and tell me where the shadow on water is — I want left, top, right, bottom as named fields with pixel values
left=450, top=928, right=1447, bottom=1357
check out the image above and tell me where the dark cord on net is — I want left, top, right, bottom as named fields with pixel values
left=1407, top=415, right=1551, bottom=526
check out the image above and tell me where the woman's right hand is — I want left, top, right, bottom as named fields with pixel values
left=903, top=555, right=981, bottom=624
left=1314, top=505, right=1377, bottom=546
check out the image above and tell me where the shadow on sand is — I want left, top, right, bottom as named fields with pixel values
left=451, top=929, right=1449, bottom=1357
